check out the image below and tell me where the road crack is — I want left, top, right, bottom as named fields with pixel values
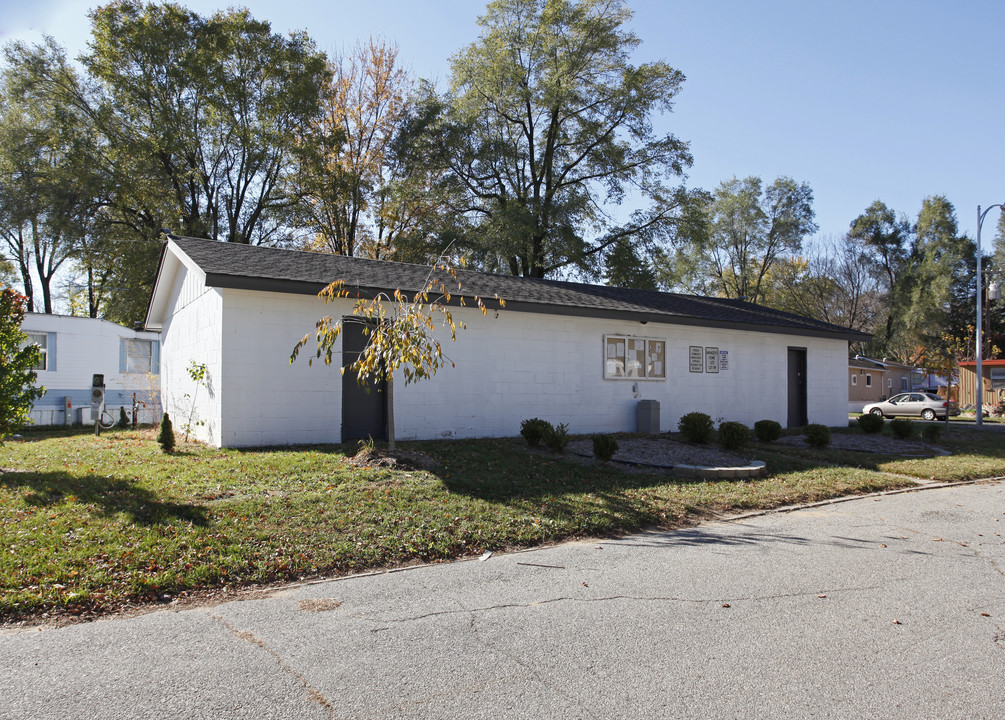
left=360, top=585, right=886, bottom=625
left=208, top=612, right=337, bottom=719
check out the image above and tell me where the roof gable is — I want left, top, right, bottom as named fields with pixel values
left=148, top=236, right=870, bottom=341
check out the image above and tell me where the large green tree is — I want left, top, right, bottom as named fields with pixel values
left=0, top=38, right=104, bottom=314
left=421, top=0, right=699, bottom=280
left=82, top=1, right=329, bottom=245
left=698, top=175, right=817, bottom=304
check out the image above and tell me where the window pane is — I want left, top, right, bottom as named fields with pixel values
left=606, top=338, right=625, bottom=377
left=992, top=368, right=1005, bottom=389
left=25, top=332, right=47, bottom=371
left=626, top=339, right=646, bottom=377
left=647, top=340, right=665, bottom=379
left=125, top=339, right=152, bottom=374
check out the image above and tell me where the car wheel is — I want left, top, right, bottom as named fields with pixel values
left=870, top=408, right=884, bottom=417
left=922, top=409, right=936, bottom=421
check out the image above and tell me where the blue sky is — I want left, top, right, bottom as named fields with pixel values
left=5, top=0, right=1005, bottom=246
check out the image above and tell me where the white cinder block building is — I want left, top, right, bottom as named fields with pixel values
left=21, top=313, right=161, bottom=425
left=144, top=236, right=867, bottom=448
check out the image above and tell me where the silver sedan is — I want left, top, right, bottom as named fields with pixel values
left=862, top=392, right=960, bottom=421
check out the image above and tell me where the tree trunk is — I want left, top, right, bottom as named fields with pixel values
left=386, top=373, right=395, bottom=451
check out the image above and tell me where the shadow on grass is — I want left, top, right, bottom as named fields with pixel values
left=1, top=470, right=209, bottom=526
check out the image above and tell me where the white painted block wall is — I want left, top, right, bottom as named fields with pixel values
left=192, top=289, right=850, bottom=447
left=158, top=264, right=224, bottom=445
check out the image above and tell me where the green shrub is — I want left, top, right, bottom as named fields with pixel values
left=753, top=419, right=782, bottom=443
left=718, top=421, right=749, bottom=451
left=592, top=435, right=619, bottom=461
left=921, top=424, right=942, bottom=444
left=890, top=418, right=915, bottom=440
left=520, top=418, right=553, bottom=447
left=157, top=413, right=175, bottom=453
left=545, top=422, right=570, bottom=453
left=857, top=413, right=884, bottom=434
left=678, top=412, right=714, bottom=444
left=804, top=423, right=831, bottom=448
left=117, top=406, right=130, bottom=429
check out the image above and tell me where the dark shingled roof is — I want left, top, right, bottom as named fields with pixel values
left=166, top=235, right=869, bottom=341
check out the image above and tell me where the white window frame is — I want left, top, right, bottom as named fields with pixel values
left=851, top=374, right=857, bottom=386
left=604, top=335, right=666, bottom=380
left=25, top=332, right=48, bottom=371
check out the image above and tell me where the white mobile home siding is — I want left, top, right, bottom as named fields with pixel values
left=22, top=313, right=161, bottom=425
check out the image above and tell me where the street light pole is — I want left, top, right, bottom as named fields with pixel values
left=975, top=203, right=1005, bottom=427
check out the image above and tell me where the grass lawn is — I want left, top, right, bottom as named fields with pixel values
left=2, top=423, right=1003, bottom=625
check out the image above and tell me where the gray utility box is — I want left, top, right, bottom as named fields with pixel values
left=637, top=399, right=660, bottom=434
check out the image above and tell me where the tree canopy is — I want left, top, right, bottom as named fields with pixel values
left=421, top=0, right=698, bottom=280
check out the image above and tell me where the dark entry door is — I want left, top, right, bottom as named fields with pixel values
left=787, top=347, right=807, bottom=428
left=341, top=320, right=387, bottom=442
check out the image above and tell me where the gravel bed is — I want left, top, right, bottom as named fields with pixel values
left=567, top=438, right=748, bottom=468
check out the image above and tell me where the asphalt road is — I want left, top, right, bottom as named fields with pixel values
left=4, top=480, right=1004, bottom=719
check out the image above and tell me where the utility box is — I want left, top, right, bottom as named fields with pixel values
left=637, top=399, right=660, bottom=434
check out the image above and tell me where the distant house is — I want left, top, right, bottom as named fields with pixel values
left=848, top=356, right=915, bottom=412
left=144, top=236, right=869, bottom=449
left=957, top=359, right=1005, bottom=411
left=21, top=313, right=161, bottom=426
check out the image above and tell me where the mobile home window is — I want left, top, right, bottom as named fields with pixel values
left=25, top=332, right=47, bottom=371
left=604, top=336, right=666, bottom=380
left=122, top=339, right=154, bottom=374
left=865, top=374, right=872, bottom=388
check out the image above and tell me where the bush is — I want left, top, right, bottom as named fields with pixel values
left=804, top=424, right=831, bottom=448
left=592, top=435, right=619, bottom=461
left=718, top=421, right=749, bottom=451
left=890, top=418, right=915, bottom=440
left=545, top=422, right=570, bottom=453
left=678, top=412, right=714, bottom=444
left=921, top=424, right=942, bottom=444
left=117, top=406, right=130, bottom=429
left=158, top=413, right=175, bottom=453
left=857, top=413, right=884, bottom=434
left=753, top=419, right=782, bottom=443
left=520, top=418, right=553, bottom=447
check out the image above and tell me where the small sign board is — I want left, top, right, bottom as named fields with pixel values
left=689, top=346, right=704, bottom=373
left=705, top=347, right=719, bottom=373
left=719, top=350, right=729, bottom=371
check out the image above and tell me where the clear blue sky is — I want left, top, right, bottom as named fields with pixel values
left=5, top=0, right=1005, bottom=246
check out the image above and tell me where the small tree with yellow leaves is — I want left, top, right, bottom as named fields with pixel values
left=290, top=259, right=503, bottom=450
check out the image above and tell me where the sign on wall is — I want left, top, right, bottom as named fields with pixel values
left=688, top=345, right=730, bottom=373
left=705, top=347, right=719, bottom=373
left=689, top=346, right=704, bottom=373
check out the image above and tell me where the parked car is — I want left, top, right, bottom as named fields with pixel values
left=862, top=392, right=960, bottom=421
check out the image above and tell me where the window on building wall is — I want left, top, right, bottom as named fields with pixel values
left=25, top=332, right=48, bottom=371
left=887, top=378, right=892, bottom=390
left=121, top=338, right=156, bottom=374
left=901, top=377, right=909, bottom=392
left=851, top=374, right=858, bottom=386
left=991, top=368, right=1005, bottom=389
left=865, top=374, right=872, bottom=388
left=604, top=335, right=666, bottom=380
